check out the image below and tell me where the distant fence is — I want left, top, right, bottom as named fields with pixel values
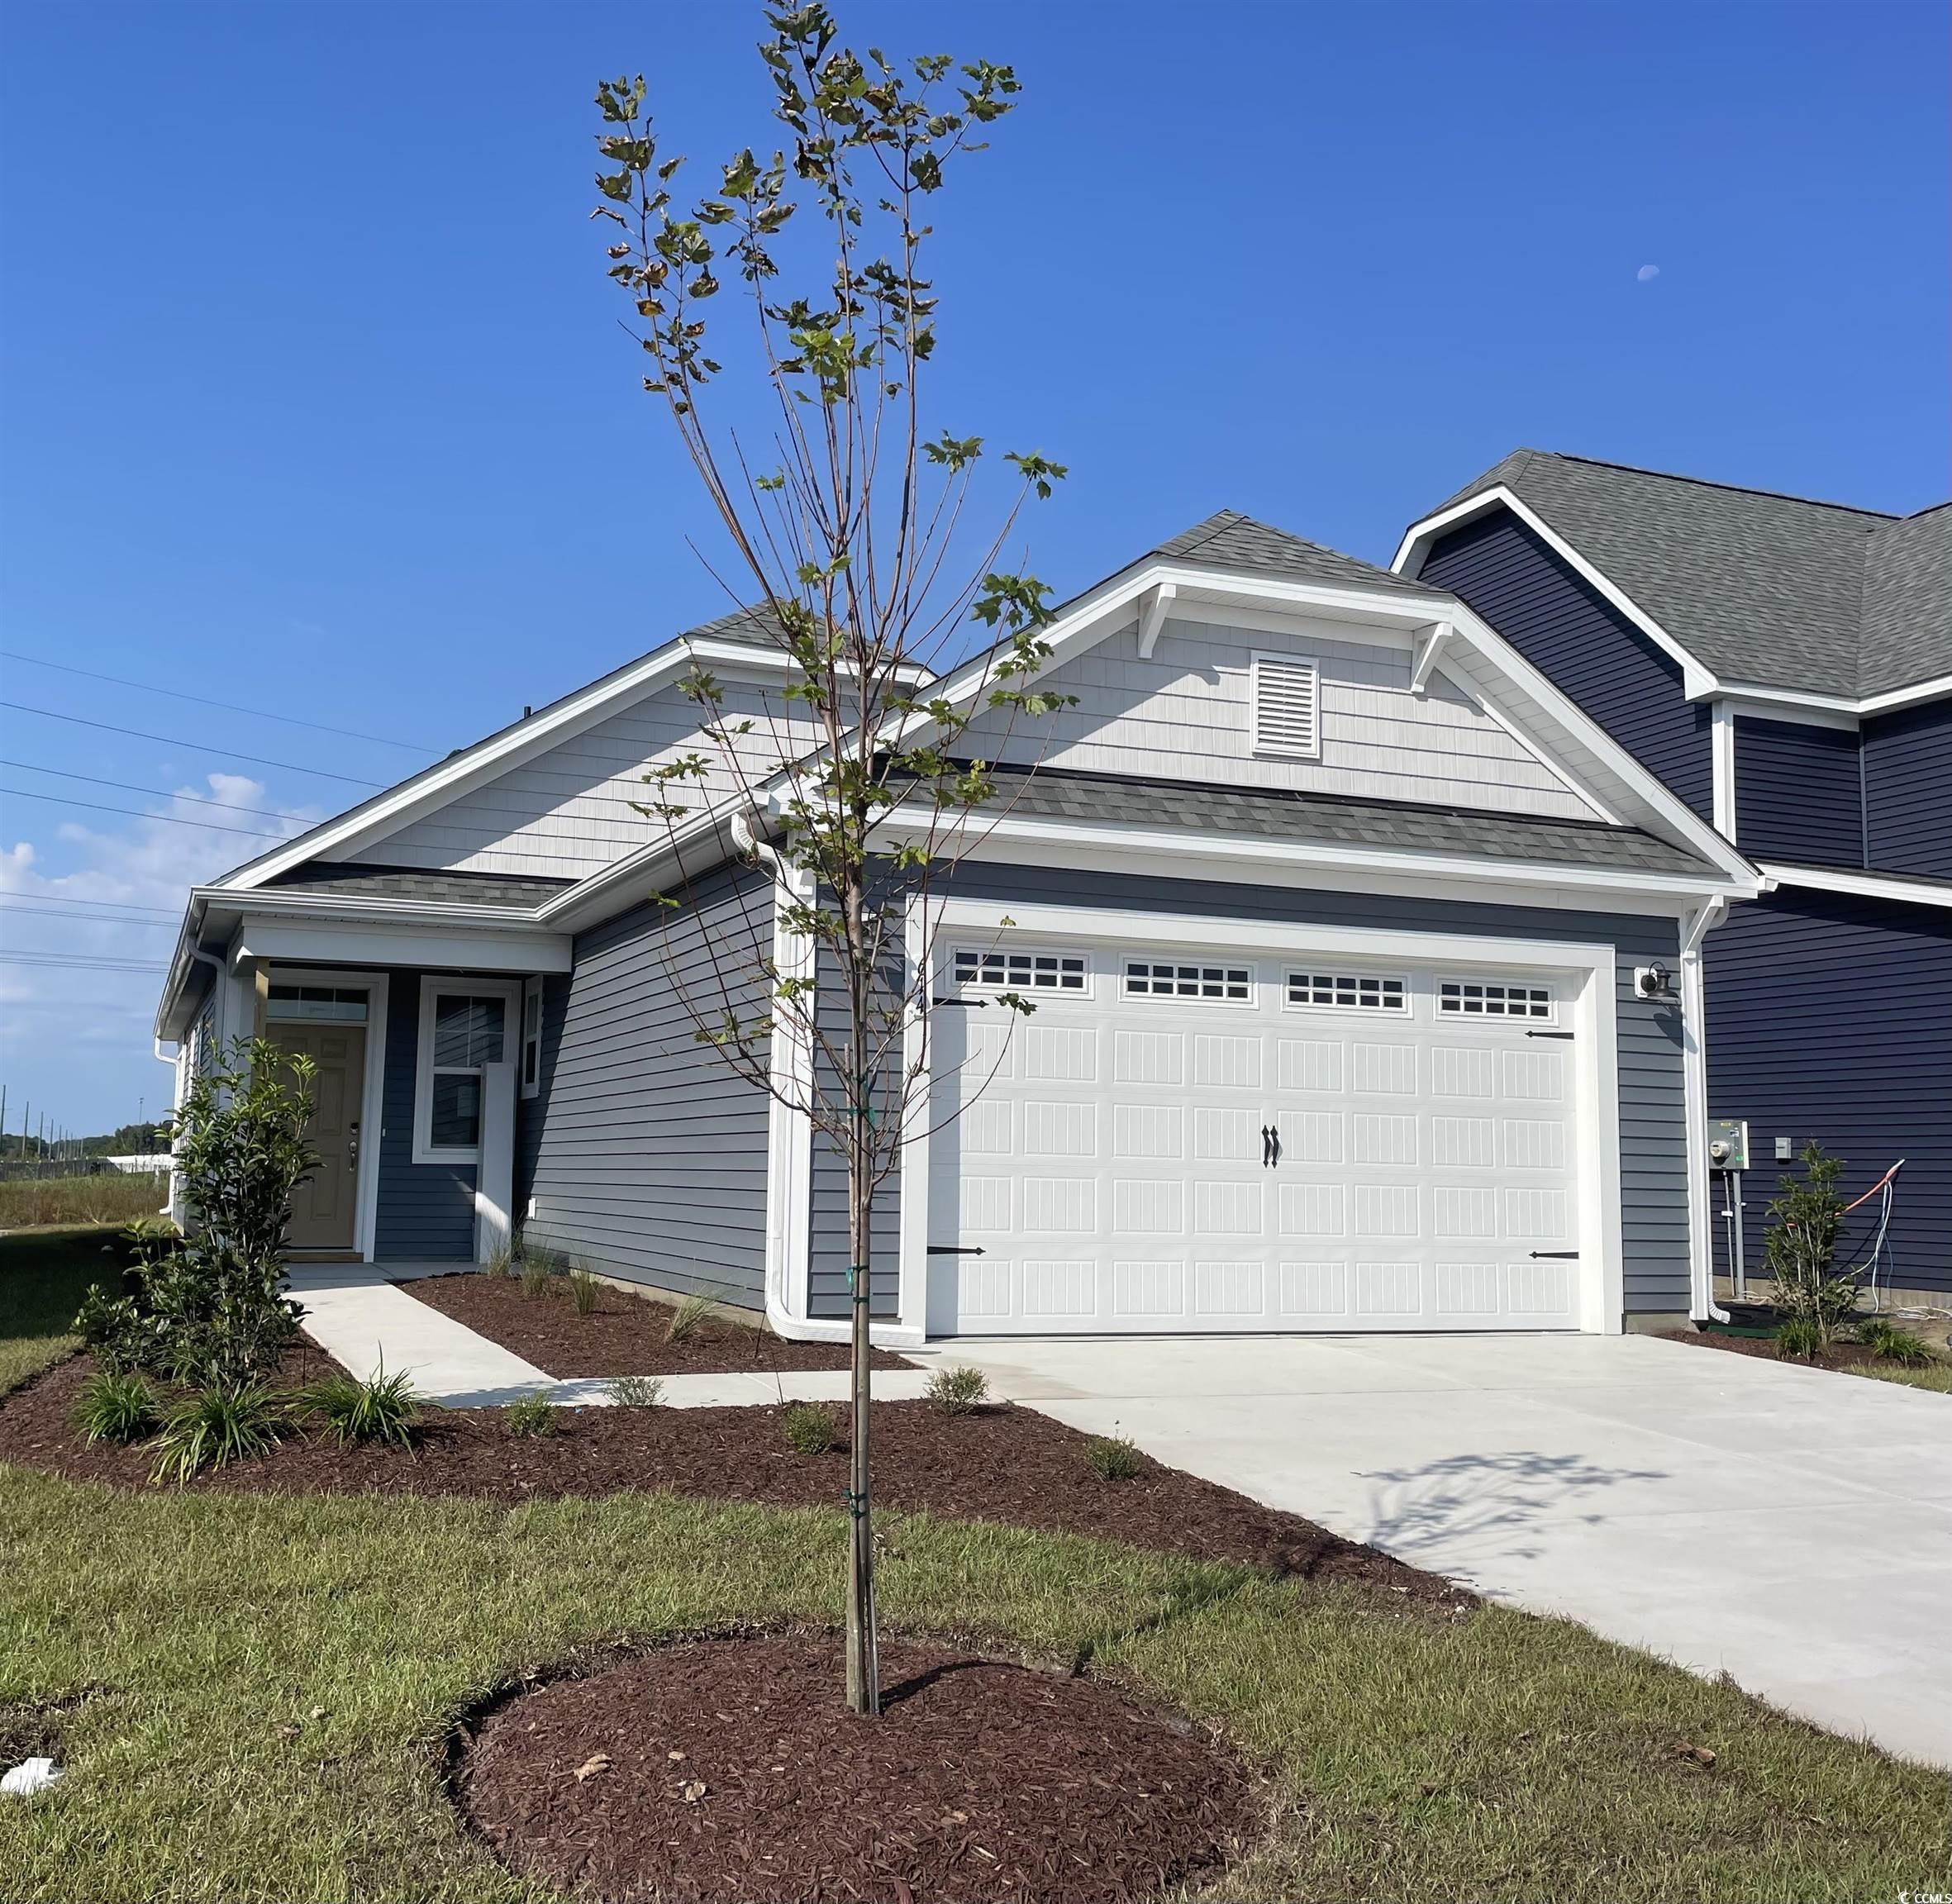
left=0, top=1156, right=170, bottom=1183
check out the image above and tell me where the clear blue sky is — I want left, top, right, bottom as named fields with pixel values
left=2, top=0, right=1946, bottom=1135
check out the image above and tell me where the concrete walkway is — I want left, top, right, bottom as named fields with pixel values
left=936, top=1331, right=1952, bottom=1769
left=289, top=1264, right=934, bottom=1408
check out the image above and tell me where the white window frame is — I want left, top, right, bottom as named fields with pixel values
left=413, top=978, right=521, bottom=1164
left=1283, top=969, right=1412, bottom=1016
left=519, top=975, right=545, bottom=1101
left=950, top=945, right=1092, bottom=998
left=1250, top=650, right=1321, bottom=760
left=1435, top=975, right=1557, bottom=1024
left=1121, top=958, right=1256, bottom=1006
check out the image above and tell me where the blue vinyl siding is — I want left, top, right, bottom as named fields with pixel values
left=1863, top=698, right=1952, bottom=878
left=521, top=864, right=773, bottom=1307
left=912, top=861, right=1691, bottom=1316
left=1733, top=717, right=1863, bottom=868
left=1707, top=888, right=1952, bottom=1294
left=1419, top=510, right=1715, bottom=821
left=374, top=970, right=477, bottom=1259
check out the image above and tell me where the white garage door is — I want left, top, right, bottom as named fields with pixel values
left=925, top=938, right=1584, bottom=1335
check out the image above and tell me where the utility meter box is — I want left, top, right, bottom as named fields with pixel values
left=1707, top=1118, right=1750, bottom=1172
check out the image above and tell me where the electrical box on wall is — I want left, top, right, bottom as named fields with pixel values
left=1774, top=1135, right=1793, bottom=1162
left=1707, top=1118, right=1749, bottom=1172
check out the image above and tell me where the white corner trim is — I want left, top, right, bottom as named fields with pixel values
left=262, top=965, right=389, bottom=1263
left=1135, top=581, right=1177, bottom=659
left=928, top=895, right=1626, bottom=1336
left=1393, top=486, right=1718, bottom=698
left=1759, top=862, right=1952, bottom=909
left=411, top=976, right=521, bottom=1169
left=1711, top=702, right=1737, bottom=840
left=1678, top=897, right=1731, bottom=1324
left=1409, top=619, right=1453, bottom=695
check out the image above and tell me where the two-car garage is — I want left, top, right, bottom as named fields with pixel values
left=923, top=926, right=1602, bottom=1336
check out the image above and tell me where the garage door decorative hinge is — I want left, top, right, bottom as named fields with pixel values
left=1529, top=1250, right=1579, bottom=1259
left=1525, top=1030, right=1574, bottom=1040
left=926, top=1245, right=987, bottom=1256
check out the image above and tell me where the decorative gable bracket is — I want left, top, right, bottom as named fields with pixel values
left=1410, top=619, right=1454, bottom=695
left=1135, top=582, right=1178, bottom=659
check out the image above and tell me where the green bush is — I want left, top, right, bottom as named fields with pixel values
left=74, top=1368, right=159, bottom=1445
left=568, top=1267, right=602, bottom=1316
left=780, top=1401, right=840, bottom=1454
left=482, top=1236, right=517, bottom=1280
left=504, top=1392, right=559, bottom=1438
left=297, top=1364, right=421, bottom=1448
left=74, top=1039, right=316, bottom=1387
left=1859, top=1319, right=1935, bottom=1366
left=606, top=1375, right=665, bottom=1407
left=926, top=1364, right=990, bottom=1416
left=1775, top=1316, right=1825, bottom=1361
left=1084, top=1434, right=1145, bottom=1482
left=664, top=1291, right=718, bottom=1344
left=150, top=1381, right=283, bottom=1485
left=519, top=1256, right=557, bottom=1301
left=1761, top=1143, right=1859, bottom=1350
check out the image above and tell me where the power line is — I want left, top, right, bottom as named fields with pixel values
left=2, top=903, right=179, bottom=929
left=1, top=951, right=171, bottom=972
left=0, top=786, right=290, bottom=838
left=0, top=703, right=383, bottom=788
left=0, top=891, right=179, bottom=917
left=0, top=759, right=319, bottom=823
left=0, top=650, right=439, bottom=754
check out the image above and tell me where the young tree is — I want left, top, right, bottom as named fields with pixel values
left=1761, top=1141, right=1858, bottom=1348
left=593, top=5, right=1070, bottom=1713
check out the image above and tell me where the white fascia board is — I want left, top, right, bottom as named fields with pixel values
left=877, top=805, right=1759, bottom=906
left=1721, top=677, right=1952, bottom=719
left=1857, top=674, right=1952, bottom=715
left=1717, top=693, right=1859, bottom=733
left=231, top=917, right=572, bottom=973
left=214, top=643, right=711, bottom=891
left=535, top=802, right=746, bottom=935
left=1761, top=863, right=1952, bottom=910
left=1393, top=488, right=1719, bottom=699
left=198, top=887, right=550, bottom=930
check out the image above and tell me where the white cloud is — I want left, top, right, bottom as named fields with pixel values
left=1636, top=264, right=1660, bottom=283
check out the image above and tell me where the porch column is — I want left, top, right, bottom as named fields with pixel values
left=474, top=1054, right=517, bottom=1261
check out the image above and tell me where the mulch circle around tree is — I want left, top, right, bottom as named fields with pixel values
left=455, top=1631, right=1257, bottom=1904
left=0, top=1353, right=1469, bottom=1608
left=400, top=1273, right=908, bottom=1377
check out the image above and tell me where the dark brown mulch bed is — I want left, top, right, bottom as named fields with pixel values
left=401, top=1272, right=908, bottom=1377
left=457, top=1632, right=1255, bottom=1904
left=0, top=1354, right=1464, bottom=1606
left=1659, top=1329, right=1895, bottom=1373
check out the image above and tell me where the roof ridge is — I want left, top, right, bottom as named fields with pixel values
left=1524, top=449, right=1899, bottom=521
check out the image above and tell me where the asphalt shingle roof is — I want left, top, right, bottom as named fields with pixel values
left=979, top=763, right=1714, bottom=878
left=1155, top=509, right=1435, bottom=596
left=1433, top=450, right=1948, bottom=698
left=264, top=862, right=573, bottom=909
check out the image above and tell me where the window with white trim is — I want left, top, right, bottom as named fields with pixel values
left=414, top=988, right=507, bottom=1159
left=1438, top=978, right=1552, bottom=1019
left=1287, top=970, right=1407, bottom=1012
left=1124, top=960, right=1252, bottom=1002
left=1250, top=652, right=1321, bottom=759
left=953, top=947, right=1087, bottom=992
left=520, top=976, right=544, bottom=1100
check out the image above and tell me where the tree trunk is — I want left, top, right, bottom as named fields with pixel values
left=843, top=872, right=880, bottom=1716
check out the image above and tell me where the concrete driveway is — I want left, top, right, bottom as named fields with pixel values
left=931, top=1332, right=1952, bottom=1768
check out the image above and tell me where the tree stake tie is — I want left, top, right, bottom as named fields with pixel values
left=846, top=1263, right=870, bottom=1303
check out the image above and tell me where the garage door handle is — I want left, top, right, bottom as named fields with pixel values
left=927, top=1245, right=987, bottom=1256
left=1260, top=1124, right=1281, bottom=1167
left=1526, top=1031, right=1574, bottom=1040
left=1529, top=1250, right=1578, bottom=1259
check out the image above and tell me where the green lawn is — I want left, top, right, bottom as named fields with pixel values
left=2, top=1231, right=1946, bottom=1903
left=0, top=1224, right=132, bottom=1392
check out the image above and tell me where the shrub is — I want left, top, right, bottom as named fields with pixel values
left=483, top=1235, right=517, bottom=1280
left=665, top=1292, right=718, bottom=1344
left=298, top=1364, right=421, bottom=1447
left=1084, top=1434, right=1144, bottom=1482
left=1761, top=1143, right=1859, bottom=1350
left=74, top=1039, right=316, bottom=1387
left=926, top=1364, right=990, bottom=1416
left=150, top=1381, right=283, bottom=1485
left=74, top=1368, right=159, bottom=1445
left=1775, top=1316, right=1824, bottom=1361
left=520, top=1254, right=559, bottom=1301
left=505, top=1391, right=559, bottom=1438
left=607, top=1375, right=665, bottom=1407
left=781, top=1401, right=840, bottom=1454
left=568, top=1267, right=602, bottom=1316
left=1859, top=1319, right=1935, bottom=1367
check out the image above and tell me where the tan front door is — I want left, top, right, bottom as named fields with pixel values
left=269, top=1023, right=366, bottom=1251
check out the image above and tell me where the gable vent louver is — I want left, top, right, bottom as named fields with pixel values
left=1250, top=654, right=1321, bottom=759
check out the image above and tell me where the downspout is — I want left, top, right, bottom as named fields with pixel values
left=1679, top=897, right=1731, bottom=1325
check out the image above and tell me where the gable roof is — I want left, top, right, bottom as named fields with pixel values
left=1422, top=450, right=1947, bottom=700
left=1155, top=509, right=1433, bottom=596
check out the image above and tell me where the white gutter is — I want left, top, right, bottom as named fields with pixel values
left=1678, top=897, right=1731, bottom=1324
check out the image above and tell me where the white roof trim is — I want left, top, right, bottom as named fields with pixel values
left=1761, top=863, right=1952, bottom=909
